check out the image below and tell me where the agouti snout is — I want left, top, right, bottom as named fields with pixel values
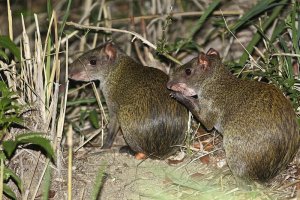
left=69, top=42, right=189, bottom=159
left=167, top=48, right=300, bottom=183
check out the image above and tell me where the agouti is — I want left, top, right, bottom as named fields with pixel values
left=69, top=42, right=188, bottom=159
left=167, top=48, right=300, bottom=183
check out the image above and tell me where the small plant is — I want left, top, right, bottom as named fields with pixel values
left=0, top=80, right=54, bottom=199
left=0, top=35, right=55, bottom=199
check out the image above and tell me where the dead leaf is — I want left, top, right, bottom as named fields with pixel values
left=199, top=155, right=210, bottom=164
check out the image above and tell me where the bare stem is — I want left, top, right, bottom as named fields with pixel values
left=66, top=21, right=182, bottom=65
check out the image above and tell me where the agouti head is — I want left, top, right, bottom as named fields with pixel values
left=69, top=42, right=122, bottom=82
left=167, top=48, right=222, bottom=97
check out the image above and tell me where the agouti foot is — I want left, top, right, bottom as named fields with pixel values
left=119, top=145, right=136, bottom=156
left=135, top=152, right=147, bottom=160
left=119, top=146, right=147, bottom=159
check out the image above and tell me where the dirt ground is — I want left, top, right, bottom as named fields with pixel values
left=2, top=1, right=298, bottom=199
left=67, top=149, right=214, bottom=200
left=55, top=145, right=299, bottom=200
left=9, top=131, right=300, bottom=200
left=57, top=147, right=226, bottom=200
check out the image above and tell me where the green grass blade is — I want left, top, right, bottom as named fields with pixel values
left=230, top=0, right=278, bottom=32
left=188, top=0, right=221, bottom=39
left=239, top=0, right=289, bottom=65
left=66, top=98, right=97, bottom=106
left=15, top=133, right=55, bottom=161
left=91, top=164, right=106, bottom=200
left=2, top=141, right=17, bottom=158
left=3, top=167, right=23, bottom=193
left=279, top=36, right=293, bottom=78
left=89, top=110, right=100, bottom=129
left=290, top=0, right=300, bottom=68
left=42, top=164, right=52, bottom=200
left=3, top=184, right=16, bottom=200
left=270, top=20, right=286, bottom=42
left=47, top=0, right=53, bottom=20
left=291, top=1, right=300, bottom=53
left=0, top=50, right=9, bottom=62
left=0, top=35, right=21, bottom=61
left=59, top=0, right=73, bottom=38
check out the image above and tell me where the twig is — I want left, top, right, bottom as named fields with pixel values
left=74, top=128, right=103, bottom=152
left=31, top=159, right=50, bottom=200
left=91, top=82, right=108, bottom=124
left=67, top=125, right=73, bottom=200
left=66, top=21, right=182, bottom=65
left=67, top=21, right=156, bottom=49
left=221, top=10, right=264, bottom=73
left=95, top=10, right=244, bottom=25
left=24, top=152, right=41, bottom=200
left=272, top=53, right=300, bottom=57
left=277, top=179, right=300, bottom=190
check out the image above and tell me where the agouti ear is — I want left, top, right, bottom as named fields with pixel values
left=206, top=48, right=220, bottom=59
left=105, top=43, right=117, bottom=60
left=198, top=52, right=209, bottom=70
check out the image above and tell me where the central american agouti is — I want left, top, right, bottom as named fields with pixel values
left=167, top=48, right=300, bottom=183
left=69, top=42, right=188, bottom=159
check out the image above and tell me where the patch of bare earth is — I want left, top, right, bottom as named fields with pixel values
left=10, top=128, right=300, bottom=199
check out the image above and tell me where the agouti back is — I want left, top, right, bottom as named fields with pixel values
left=69, top=42, right=188, bottom=159
left=167, top=48, right=300, bottom=182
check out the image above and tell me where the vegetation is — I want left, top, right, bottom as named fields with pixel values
left=0, top=0, right=299, bottom=199
left=0, top=80, right=54, bottom=199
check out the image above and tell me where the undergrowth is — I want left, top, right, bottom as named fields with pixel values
left=0, top=0, right=299, bottom=199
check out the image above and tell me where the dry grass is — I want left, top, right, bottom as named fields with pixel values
left=0, top=0, right=299, bottom=199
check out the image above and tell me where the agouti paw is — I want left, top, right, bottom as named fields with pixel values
left=170, top=91, right=180, bottom=98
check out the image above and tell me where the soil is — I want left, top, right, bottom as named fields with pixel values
left=65, top=149, right=214, bottom=199
left=2, top=1, right=299, bottom=198
left=11, top=131, right=300, bottom=200
left=54, top=146, right=226, bottom=200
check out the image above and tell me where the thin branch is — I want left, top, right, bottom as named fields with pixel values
left=66, top=21, right=182, bottom=65
left=67, top=21, right=156, bottom=49
left=96, top=10, right=244, bottom=25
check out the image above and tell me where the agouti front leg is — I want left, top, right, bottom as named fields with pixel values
left=101, top=115, right=120, bottom=149
left=171, top=92, right=217, bottom=130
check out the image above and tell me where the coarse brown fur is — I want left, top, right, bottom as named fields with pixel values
left=167, top=48, right=300, bottom=182
left=69, top=42, right=188, bottom=159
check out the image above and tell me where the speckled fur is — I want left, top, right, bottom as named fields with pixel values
left=69, top=42, right=188, bottom=159
left=168, top=49, right=300, bottom=182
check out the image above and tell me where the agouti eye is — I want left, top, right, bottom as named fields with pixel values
left=185, top=68, right=192, bottom=76
left=90, top=59, right=97, bottom=65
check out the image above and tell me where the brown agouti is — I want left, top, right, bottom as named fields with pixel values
left=167, top=48, right=300, bottom=183
left=69, top=42, right=188, bottom=159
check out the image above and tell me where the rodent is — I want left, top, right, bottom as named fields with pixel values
left=167, top=48, right=300, bottom=183
left=69, top=42, right=189, bottom=159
